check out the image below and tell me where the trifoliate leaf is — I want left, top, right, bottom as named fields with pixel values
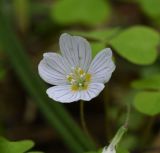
left=70, top=28, right=120, bottom=42
left=138, top=0, right=160, bottom=19
left=110, top=26, right=159, bottom=65
left=0, top=137, right=43, bottom=153
left=132, top=73, right=160, bottom=90
left=0, top=137, right=34, bottom=153
left=134, top=91, right=160, bottom=115
left=51, top=0, right=111, bottom=26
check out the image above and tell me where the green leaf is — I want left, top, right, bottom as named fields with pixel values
left=138, top=0, right=160, bottom=19
left=51, top=0, right=111, bottom=26
left=134, top=91, right=160, bottom=115
left=70, top=28, right=120, bottom=42
left=0, top=137, right=44, bottom=153
left=0, top=137, right=34, bottom=153
left=91, top=42, right=106, bottom=57
left=110, top=26, right=159, bottom=65
left=132, top=73, right=160, bottom=90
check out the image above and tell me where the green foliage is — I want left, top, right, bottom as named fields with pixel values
left=71, top=28, right=120, bottom=42
left=51, top=0, right=111, bottom=26
left=91, top=42, right=106, bottom=57
left=0, top=137, right=43, bottom=153
left=71, top=26, right=159, bottom=65
left=110, top=26, right=159, bottom=65
left=132, top=73, right=160, bottom=115
left=138, top=0, right=160, bottom=19
left=132, top=73, right=160, bottom=90
left=134, top=91, right=160, bottom=116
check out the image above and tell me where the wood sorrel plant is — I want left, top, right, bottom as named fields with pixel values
left=38, top=33, right=115, bottom=103
left=38, top=33, right=128, bottom=153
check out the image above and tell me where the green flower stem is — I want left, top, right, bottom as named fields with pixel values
left=0, top=2, right=96, bottom=152
left=80, top=101, right=95, bottom=146
left=80, top=101, right=89, bottom=135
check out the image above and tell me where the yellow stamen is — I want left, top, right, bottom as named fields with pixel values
left=67, top=76, right=73, bottom=82
left=66, top=67, right=91, bottom=91
left=71, top=85, right=79, bottom=91
left=79, top=69, right=84, bottom=75
left=86, top=74, right=91, bottom=82
left=82, top=84, right=88, bottom=90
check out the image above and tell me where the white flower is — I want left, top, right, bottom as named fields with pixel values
left=38, top=33, right=115, bottom=103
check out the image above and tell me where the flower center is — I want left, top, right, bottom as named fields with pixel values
left=66, top=67, right=91, bottom=91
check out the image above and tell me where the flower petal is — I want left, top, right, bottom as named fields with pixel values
left=80, top=83, right=104, bottom=101
left=38, top=52, right=70, bottom=85
left=46, top=85, right=80, bottom=103
left=59, top=33, right=92, bottom=71
left=88, top=48, right=115, bottom=83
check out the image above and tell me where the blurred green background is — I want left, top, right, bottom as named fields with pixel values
left=0, top=0, right=160, bottom=153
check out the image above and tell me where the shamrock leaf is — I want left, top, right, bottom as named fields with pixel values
left=70, top=28, right=120, bottom=42
left=110, top=26, right=159, bottom=65
left=134, top=91, right=160, bottom=116
left=51, top=0, right=111, bottom=26
left=132, top=73, right=160, bottom=90
left=138, top=0, right=160, bottom=19
left=0, top=137, right=43, bottom=153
